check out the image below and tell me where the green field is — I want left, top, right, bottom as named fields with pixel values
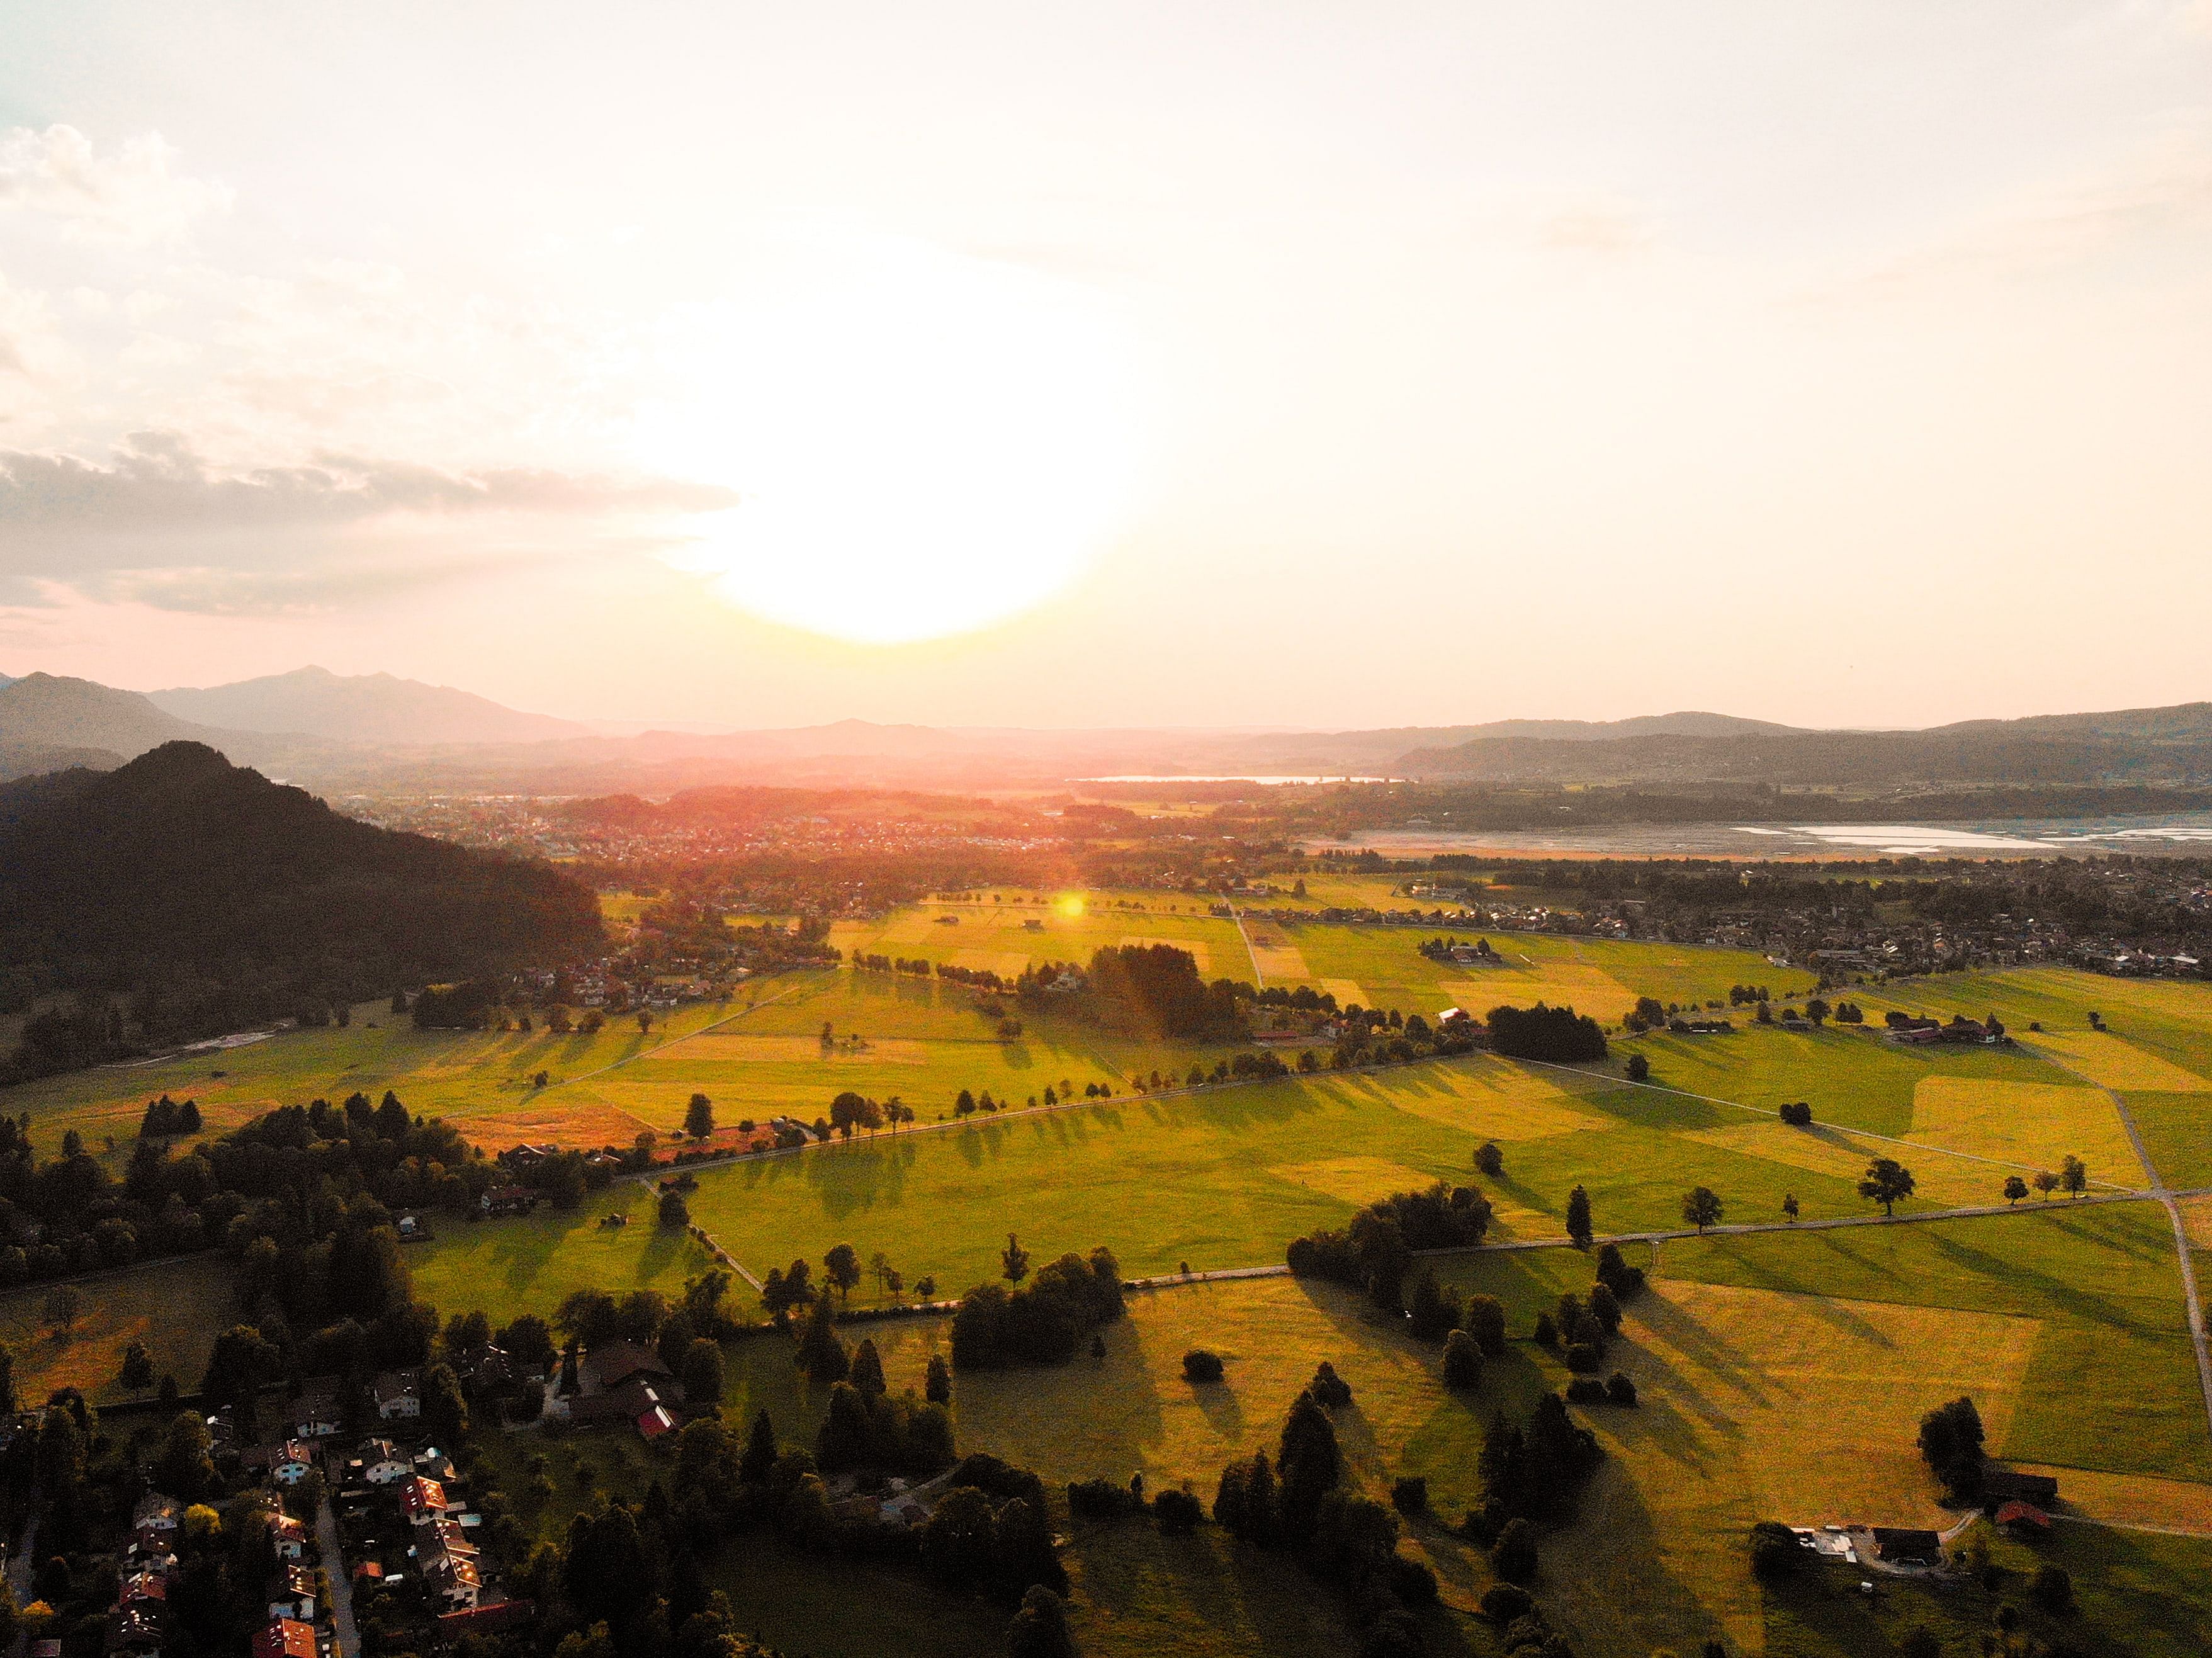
left=13, top=915, right=2212, bottom=1658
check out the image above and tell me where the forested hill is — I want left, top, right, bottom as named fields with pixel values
left=0, top=742, right=604, bottom=1081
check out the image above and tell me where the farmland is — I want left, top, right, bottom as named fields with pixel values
left=8, top=905, right=2212, bottom=1658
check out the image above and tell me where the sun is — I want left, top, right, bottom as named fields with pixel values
left=637, top=230, right=1150, bottom=645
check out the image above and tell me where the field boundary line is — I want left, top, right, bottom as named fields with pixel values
left=2019, top=1038, right=2212, bottom=1452
left=1518, top=1056, right=2143, bottom=1190
left=1221, top=897, right=1265, bottom=988
left=1413, top=1184, right=2211, bottom=1258
left=523, top=972, right=830, bottom=1096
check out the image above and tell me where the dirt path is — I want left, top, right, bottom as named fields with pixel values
left=2020, top=1039, right=2212, bottom=1452
left=1221, top=897, right=1265, bottom=987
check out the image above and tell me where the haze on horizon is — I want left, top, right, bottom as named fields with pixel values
left=1, top=1, right=2209, bottom=734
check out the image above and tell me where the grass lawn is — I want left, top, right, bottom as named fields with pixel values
left=408, top=1181, right=717, bottom=1324
left=0, top=1253, right=234, bottom=1404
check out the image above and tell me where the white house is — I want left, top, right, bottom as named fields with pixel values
left=373, top=1370, right=422, bottom=1419
left=361, top=1439, right=410, bottom=1485
left=271, top=1441, right=314, bottom=1485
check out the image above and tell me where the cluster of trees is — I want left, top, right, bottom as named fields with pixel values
left=1287, top=1181, right=1495, bottom=1307
left=0, top=1089, right=517, bottom=1292
left=1463, top=1394, right=1605, bottom=1576
left=951, top=1248, right=1126, bottom=1369
left=1208, top=1376, right=1438, bottom=1656
left=2002, top=1156, right=2090, bottom=1205
left=0, top=742, right=604, bottom=1083
left=136, top=1094, right=205, bottom=1138
left=1058, top=944, right=1251, bottom=1040
left=815, top=1343, right=956, bottom=1475
left=1486, top=1003, right=1608, bottom=1063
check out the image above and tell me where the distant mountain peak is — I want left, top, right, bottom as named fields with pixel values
left=148, top=666, right=588, bottom=747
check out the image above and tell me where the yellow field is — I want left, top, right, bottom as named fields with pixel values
left=1245, top=933, right=1310, bottom=983
left=1274, top=1156, right=1447, bottom=1204
left=1446, top=961, right=1637, bottom=1023
left=1548, top=1280, right=2041, bottom=1658
left=1320, top=979, right=1367, bottom=1010
left=1353, top=1056, right=1608, bottom=1141
left=1907, top=1076, right=2140, bottom=1181
left=2026, top=1030, right=2212, bottom=1094
left=2180, top=1196, right=2212, bottom=1249
left=1120, top=935, right=1218, bottom=974
left=692, top=1034, right=940, bottom=1066
left=448, top=1095, right=658, bottom=1152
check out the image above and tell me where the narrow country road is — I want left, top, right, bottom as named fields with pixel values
left=317, top=1490, right=359, bottom=1658
left=1221, top=896, right=1265, bottom=988
left=2021, top=1039, right=2212, bottom=1450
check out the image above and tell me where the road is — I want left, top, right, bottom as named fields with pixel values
left=1220, top=897, right=1265, bottom=988
left=317, top=1489, right=359, bottom=1658
left=2021, top=1038, right=2212, bottom=1451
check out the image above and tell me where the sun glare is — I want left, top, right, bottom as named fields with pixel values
left=640, top=231, right=1150, bottom=644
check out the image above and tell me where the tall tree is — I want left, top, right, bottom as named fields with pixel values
left=1681, top=1187, right=1723, bottom=1232
left=1858, top=1158, right=1916, bottom=1217
left=684, top=1093, right=714, bottom=1139
left=1565, top=1185, right=1593, bottom=1248
left=1001, top=1233, right=1032, bottom=1285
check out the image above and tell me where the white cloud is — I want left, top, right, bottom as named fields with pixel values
left=0, top=125, right=232, bottom=244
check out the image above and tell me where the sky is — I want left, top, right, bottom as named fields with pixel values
left=1, top=1, right=2209, bottom=732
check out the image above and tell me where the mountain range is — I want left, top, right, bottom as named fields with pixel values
left=4, top=667, right=2212, bottom=792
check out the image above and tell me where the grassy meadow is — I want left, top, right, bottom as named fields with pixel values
left=8, top=903, right=2212, bottom=1657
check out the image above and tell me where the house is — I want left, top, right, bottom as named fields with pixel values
left=133, top=1494, right=181, bottom=1535
left=1982, top=1470, right=2060, bottom=1508
left=252, top=1618, right=318, bottom=1658
left=438, top=1600, right=537, bottom=1637
left=110, top=1601, right=166, bottom=1657
left=289, top=1387, right=343, bottom=1440
left=482, top=1185, right=538, bottom=1217
left=266, top=1564, right=317, bottom=1621
left=418, top=1520, right=483, bottom=1610
left=271, top=1440, right=315, bottom=1485
left=1871, top=1528, right=1942, bottom=1565
left=1994, top=1500, right=2052, bottom=1533
left=582, top=1341, right=672, bottom=1396
left=402, top=1474, right=450, bottom=1520
left=361, top=1439, right=410, bottom=1485
left=269, top=1513, right=310, bottom=1560
left=374, top=1369, right=422, bottom=1419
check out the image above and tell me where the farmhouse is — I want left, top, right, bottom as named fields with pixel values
left=1870, top=1528, right=1942, bottom=1566
left=482, top=1185, right=538, bottom=1217
left=1981, top=1470, right=2060, bottom=1507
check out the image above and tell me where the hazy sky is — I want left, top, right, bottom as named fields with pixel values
left=2, top=1, right=2209, bottom=730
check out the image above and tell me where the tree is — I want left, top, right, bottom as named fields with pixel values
left=658, top=1188, right=690, bottom=1227
left=1442, top=1329, right=1482, bottom=1390
left=201, top=1324, right=280, bottom=1409
left=1565, top=1185, right=1593, bottom=1249
left=420, top=1361, right=467, bottom=1445
left=42, top=1284, right=81, bottom=1339
left=925, top=1353, right=952, bottom=1404
left=1917, top=1396, right=1985, bottom=1501
left=739, top=1408, right=779, bottom=1484
left=796, top=1293, right=849, bottom=1384
left=2034, top=1168, right=2060, bottom=1198
left=1681, top=1187, right=1722, bottom=1232
left=2003, top=1175, right=2029, bottom=1205
left=1182, top=1349, right=1225, bottom=1383
left=1781, top=1192, right=1799, bottom=1222
left=680, top=1338, right=725, bottom=1407
left=1001, top=1233, right=1032, bottom=1285
left=1858, top=1157, right=1916, bottom=1217
left=849, top=1337, right=887, bottom=1398
left=1007, top=1584, right=1076, bottom=1658
left=118, top=1340, right=154, bottom=1397
left=684, top=1093, right=714, bottom=1139
left=2061, top=1154, right=2087, bottom=1198
left=2031, top=1562, right=2075, bottom=1615
left=1475, top=1141, right=1504, bottom=1178
left=1461, top=1294, right=1508, bottom=1356
left=824, top=1243, right=862, bottom=1303
left=1625, top=1053, right=1650, bottom=1083
left=1491, top=1516, right=1539, bottom=1582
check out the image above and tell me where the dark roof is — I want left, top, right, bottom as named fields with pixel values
left=1982, top=1470, right=2060, bottom=1504
left=1871, top=1528, right=1941, bottom=1560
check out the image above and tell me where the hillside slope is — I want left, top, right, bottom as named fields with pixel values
left=0, top=743, right=604, bottom=1081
